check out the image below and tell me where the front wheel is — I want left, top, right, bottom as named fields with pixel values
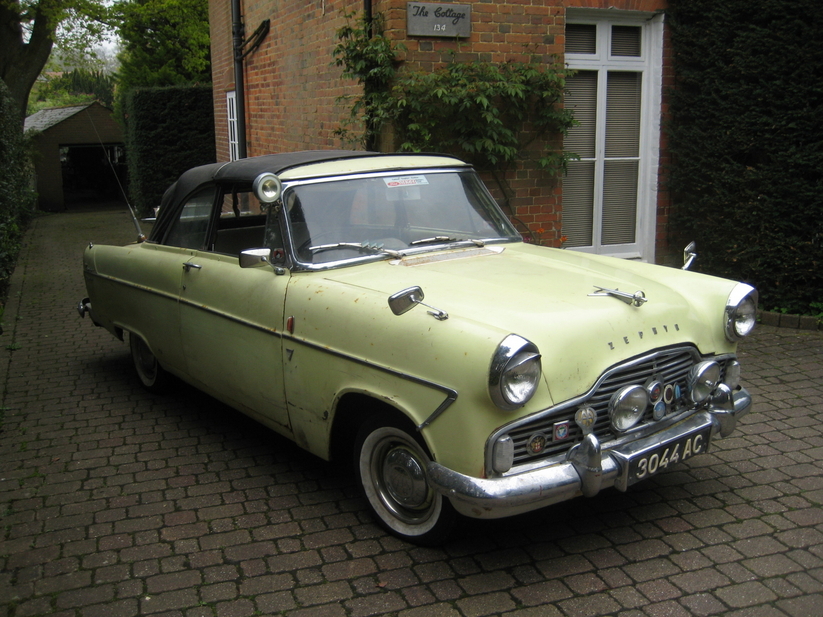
left=354, top=416, right=457, bottom=545
left=129, top=333, right=171, bottom=393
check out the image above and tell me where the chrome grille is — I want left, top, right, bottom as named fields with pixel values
left=506, top=347, right=718, bottom=467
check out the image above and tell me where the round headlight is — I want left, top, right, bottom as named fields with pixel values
left=688, top=360, right=721, bottom=403
left=725, top=284, right=758, bottom=342
left=609, top=385, right=649, bottom=432
left=252, top=172, right=283, bottom=203
left=489, top=335, right=542, bottom=410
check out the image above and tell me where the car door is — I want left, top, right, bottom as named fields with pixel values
left=176, top=191, right=290, bottom=430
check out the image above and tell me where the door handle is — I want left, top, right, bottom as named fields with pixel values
left=182, top=263, right=202, bottom=272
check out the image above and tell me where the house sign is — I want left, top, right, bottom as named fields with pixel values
left=407, top=2, right=471, bottom=38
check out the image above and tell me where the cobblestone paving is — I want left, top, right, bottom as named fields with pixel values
left=1, top=209, right=822, bottom=617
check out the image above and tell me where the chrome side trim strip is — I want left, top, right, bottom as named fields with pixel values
left=85, top=270, right=457, bottom=428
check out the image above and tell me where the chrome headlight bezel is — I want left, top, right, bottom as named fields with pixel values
left=489, top=334, right=542, bottom=411
left=688, top=360, right=721, bottom=403
left=608, top=384, right=649, bottom=432
left=252, top=172, right=283, bottom=203
left=725, top=284, right=758, bottom=342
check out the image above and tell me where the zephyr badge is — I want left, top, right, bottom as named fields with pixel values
left=589, top=286, right=648, bottom=308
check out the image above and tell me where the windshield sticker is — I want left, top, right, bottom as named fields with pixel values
left=384, top=175, right=429, bottom=188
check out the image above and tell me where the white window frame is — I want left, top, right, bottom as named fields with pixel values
left=564, top=10, right=664, bottom=262
left=226, top=91, right=239, bottom=162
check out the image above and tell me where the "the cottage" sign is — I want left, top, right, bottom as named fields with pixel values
left=407, top=2, right=471, bottom=38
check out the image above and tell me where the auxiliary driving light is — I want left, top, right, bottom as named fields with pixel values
left=609, top=385, right=649, bottom=432
left=252, top=172, right=283, bottom=203
left=688, top=360, right=721, bottom=403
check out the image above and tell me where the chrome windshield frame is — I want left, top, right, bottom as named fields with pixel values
left=275, top=167, right=521, bottom=272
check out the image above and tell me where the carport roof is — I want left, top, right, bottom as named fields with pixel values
left=24, top=103, right=95, bottom=133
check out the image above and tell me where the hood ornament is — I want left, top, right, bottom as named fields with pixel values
left=589, top=286, right=648, bottom=308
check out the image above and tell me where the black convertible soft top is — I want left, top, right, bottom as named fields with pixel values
left=150, top=150, right=382, bottom=242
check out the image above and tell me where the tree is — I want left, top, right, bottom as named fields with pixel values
left=0, top=0, right=112, bottom=123
left=28, top=67, right=116, bottom=114
left=115, top=0, right=210, bottom=96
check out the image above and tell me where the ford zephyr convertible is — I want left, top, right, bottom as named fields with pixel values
left=79, top=151, right=757, bottom=544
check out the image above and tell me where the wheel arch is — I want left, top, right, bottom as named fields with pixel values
left=329, top=392, right=424, bottom=466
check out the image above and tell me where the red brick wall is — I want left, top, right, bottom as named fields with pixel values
left=210, top=0, right=672, bottom=260
left=375, top=0, right=568, bottom=246
left=208, top=1, right=232, bottom=161
left=210, top=2, right=364, bottom=160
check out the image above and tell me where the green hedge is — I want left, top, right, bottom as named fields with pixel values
left=668, top=0, right=823, bottom=314
left=0, top=81, right=35, bottom=305
left=124, top=85, right=216, bottom=216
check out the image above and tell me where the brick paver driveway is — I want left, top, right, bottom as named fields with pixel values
left=1, top=209, right=822, bottom=617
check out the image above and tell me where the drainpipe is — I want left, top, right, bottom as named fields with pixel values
left=363, top=0, right=376, bottom=151
left=231, top=0, right=248, bottom=159
left=364, top=0, right=372, bottom=35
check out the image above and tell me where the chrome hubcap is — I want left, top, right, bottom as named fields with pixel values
left=383, top=447, right=428, bottom=509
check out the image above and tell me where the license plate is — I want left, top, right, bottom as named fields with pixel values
left=626, top=428, right=711, bottom=485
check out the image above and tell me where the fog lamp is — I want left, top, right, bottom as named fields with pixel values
left=688, top=360, right=721, bottom=403
left=609, top=385, right=649, bottom=432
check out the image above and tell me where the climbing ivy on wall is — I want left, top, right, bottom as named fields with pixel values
left=333, top=12, right=576, bottom=177
left=668, top=0, right=823, bottom=314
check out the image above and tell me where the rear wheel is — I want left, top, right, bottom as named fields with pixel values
left=354, top=415, right=457, bottom=545
left=129, top=333, right=171, bottom=393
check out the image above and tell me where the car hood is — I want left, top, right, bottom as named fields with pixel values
left=320, top=242, right=740, bottom=405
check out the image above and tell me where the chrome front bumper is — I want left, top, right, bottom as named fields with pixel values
left=427, top=387, right=752, bottom=519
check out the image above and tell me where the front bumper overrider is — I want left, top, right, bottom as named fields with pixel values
left=427, top=387, right=752, bottom=519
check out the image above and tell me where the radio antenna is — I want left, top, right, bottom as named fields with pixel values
left=84, top=107, right=146, bottom=242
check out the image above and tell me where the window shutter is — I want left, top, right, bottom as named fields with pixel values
left=602, top=161, right=638, bottom=245
left=611, top=26, right=642, bottom=57
left=566, top=24, right=597, bottom=54
left=565, top=71, right=598, bottom=158
left=605, top=72, right=641, bottom=158
left=562, top=161, right=596, bottom=247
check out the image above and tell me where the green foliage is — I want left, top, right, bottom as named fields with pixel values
left=115, top=0, right=211, bottom=95
left=124, top=86, right=215, bottom=217
left=28, top=68, right=116, bottom=115
left=333, top=11, right=400, bottom=150
left=390, top=61, right=575, bottom=173
left=27, top=91, right=98, bottom=116
left=668, top=0, right=823, bottom=314
left=1, top=0, right=114, bottom=121
left=0, top=80, right=35, bottom=302
left=333, top=12, right=575, bottom=174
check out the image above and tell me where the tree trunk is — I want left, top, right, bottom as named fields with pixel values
left=0, top=3, right=56, bottom=124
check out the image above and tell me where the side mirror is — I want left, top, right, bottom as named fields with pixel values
left=388, top=286, right=448, bottom=321
left=388, top=286, right=424, bottom=316
left=240, top=248, right=272, bottom=268
left=682, top=241, right=697, bottom=270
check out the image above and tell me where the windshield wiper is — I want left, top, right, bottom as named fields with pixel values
left=410, top=236, right=486, bottom=248
left=410, top=236, right=457, bottom=246
left=307, top=241, right=403, bottom=258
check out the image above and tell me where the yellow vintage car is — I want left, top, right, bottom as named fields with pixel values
left=79, top=151, right=757, bottom=544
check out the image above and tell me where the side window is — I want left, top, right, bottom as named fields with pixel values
left=164, top=188, right=217, bottom=249
left=212, top=188, right=283, bottom=256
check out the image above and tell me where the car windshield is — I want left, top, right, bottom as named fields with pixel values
left=283, top=169, right=520, bottom=265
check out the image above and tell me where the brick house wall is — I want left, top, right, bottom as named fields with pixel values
left=209, top=0, right=672, bottom=261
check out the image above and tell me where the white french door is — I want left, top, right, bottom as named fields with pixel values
left=562, top=13, right=664, bottom=261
